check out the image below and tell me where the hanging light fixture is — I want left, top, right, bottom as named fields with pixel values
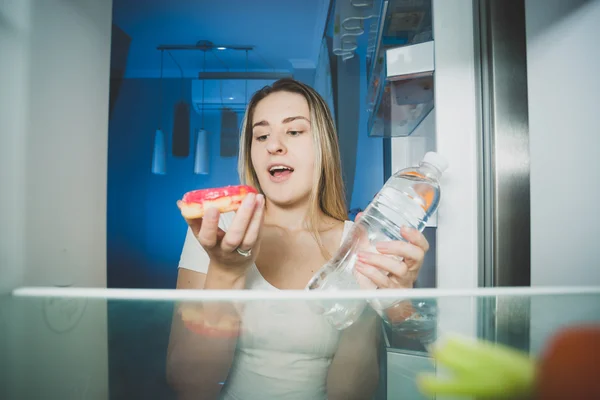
left=169, top=51, right=190, bottom=158
left=152, top=40, right=287, bottom=172
left=194, top=50, right=209, bottom=174
left=194, top=128, right=209, bottom=174
left=152, top=50, right=167, bottom=175
left=152, top=129, right=166, bottom=174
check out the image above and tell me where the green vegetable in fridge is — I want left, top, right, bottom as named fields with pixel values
left=417, top=333, right=536, bottom=399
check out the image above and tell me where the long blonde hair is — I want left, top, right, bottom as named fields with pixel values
left=238, top=78, right=347, bottom=259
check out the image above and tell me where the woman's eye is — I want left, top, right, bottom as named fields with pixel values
left=288, top=130, right=303, bottom=136
left=255, top=135, right=268, bottom=142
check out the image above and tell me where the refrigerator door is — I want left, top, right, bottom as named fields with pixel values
left=385, top=0, right=531, bottom=341
left=476, top=0, right=531, bottom=350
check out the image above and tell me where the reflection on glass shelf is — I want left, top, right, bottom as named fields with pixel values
left=2, top=287, right=600, bottom=400
left=377, top=297, right=438, bottom=351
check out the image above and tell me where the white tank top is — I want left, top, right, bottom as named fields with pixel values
left=177, top=212, right=354, bottom=399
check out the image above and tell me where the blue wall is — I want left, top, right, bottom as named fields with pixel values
left=349, top=49, right=384, bottom=211
left=107, top=78, right=240, bottom=288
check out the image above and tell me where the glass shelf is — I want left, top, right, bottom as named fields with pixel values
left=2, top=286, right=599, bottom=399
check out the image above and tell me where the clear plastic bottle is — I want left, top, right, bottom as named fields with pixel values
left=306, top=152, right=449, bottom=329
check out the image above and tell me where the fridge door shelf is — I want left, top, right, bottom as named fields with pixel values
left=368, top=40, right=435, bottom=138
left=366, top=0, right=433, bottom=80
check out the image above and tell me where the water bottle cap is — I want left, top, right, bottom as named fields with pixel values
left=422, top=152, right=449, bottom=173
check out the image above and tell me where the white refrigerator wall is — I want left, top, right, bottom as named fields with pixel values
left=0, top=0, right=112, bottom=398
left=526, top=0, right=600, bottom=287
left=1, top=0, right=111, bottom=290
left=430, top=0, right=481, bottom=292
left=526, top=0, right=600, bottom=360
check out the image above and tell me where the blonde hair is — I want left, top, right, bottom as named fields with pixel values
left=238, top=78, right=347, bottom=260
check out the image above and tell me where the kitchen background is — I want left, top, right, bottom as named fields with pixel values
left=107, top=0, right=406, bottom=290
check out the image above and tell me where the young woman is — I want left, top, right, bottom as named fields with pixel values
left=167, top=79, right=429, bottom=400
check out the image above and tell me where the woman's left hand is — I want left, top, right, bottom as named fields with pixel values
left=354, top=214, right=429, bottom=289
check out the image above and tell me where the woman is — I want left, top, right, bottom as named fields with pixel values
left=167, top=78, right=429, bottom=399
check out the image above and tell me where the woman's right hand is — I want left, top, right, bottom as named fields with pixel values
left=184, top=192, right=265, bottom=278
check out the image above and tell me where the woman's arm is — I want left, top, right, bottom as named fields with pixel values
left=326, top=308, right=382, bottom=400
left=166, top=197, right=263, bottom=398
left=175, top=266, right=207, bottom=290
left=166, top=267, right=244, bottom=398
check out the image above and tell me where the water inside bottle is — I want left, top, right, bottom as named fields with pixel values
left=306, top=171, right=440, bottom=329
left=369, top=170, right=440, bottom=233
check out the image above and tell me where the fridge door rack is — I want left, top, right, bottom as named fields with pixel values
left=368, top=39, right=435, bottom=138
left=364, top=0, right=434, bottom=138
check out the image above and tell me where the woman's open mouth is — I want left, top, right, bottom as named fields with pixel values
left=268, top=165, right=294, bottom=183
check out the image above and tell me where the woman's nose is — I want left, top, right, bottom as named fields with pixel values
left=266, top=136, right=286, bottom=155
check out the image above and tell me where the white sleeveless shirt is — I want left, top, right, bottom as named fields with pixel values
left=177, top=212, right=354, bottom=399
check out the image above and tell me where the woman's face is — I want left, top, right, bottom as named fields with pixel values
left=250, top=91, right=316, bottom=208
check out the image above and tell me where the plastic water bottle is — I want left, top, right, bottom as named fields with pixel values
left=306, top=152, right=449, bottom=330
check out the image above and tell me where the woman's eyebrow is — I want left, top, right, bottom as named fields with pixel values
left=252, top=116, right=310, bottom=129
left=281, top=116, right=310, bottom=124
left=252, top=120, right=269, bottom=129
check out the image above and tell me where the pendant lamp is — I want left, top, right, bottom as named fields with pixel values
left=170, top=51, right=190, bottom=158
left=152, top=50, right=167, bottom=174
left=194, top=128, right=209, bottom=174
left=194, top=50, right=210, bottom=175
left=152, top=129, right=166, bottom=174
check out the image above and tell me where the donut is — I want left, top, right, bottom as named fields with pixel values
left=179, top=304, right=241, bottom=338
left=177, top=184, right=258, bottom=219
left=183, top=319, right=240, bottom=338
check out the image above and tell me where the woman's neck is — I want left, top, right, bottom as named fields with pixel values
left=263, top=199, right=311, bottom=231
left=263, top=199, right=339, bottom=232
